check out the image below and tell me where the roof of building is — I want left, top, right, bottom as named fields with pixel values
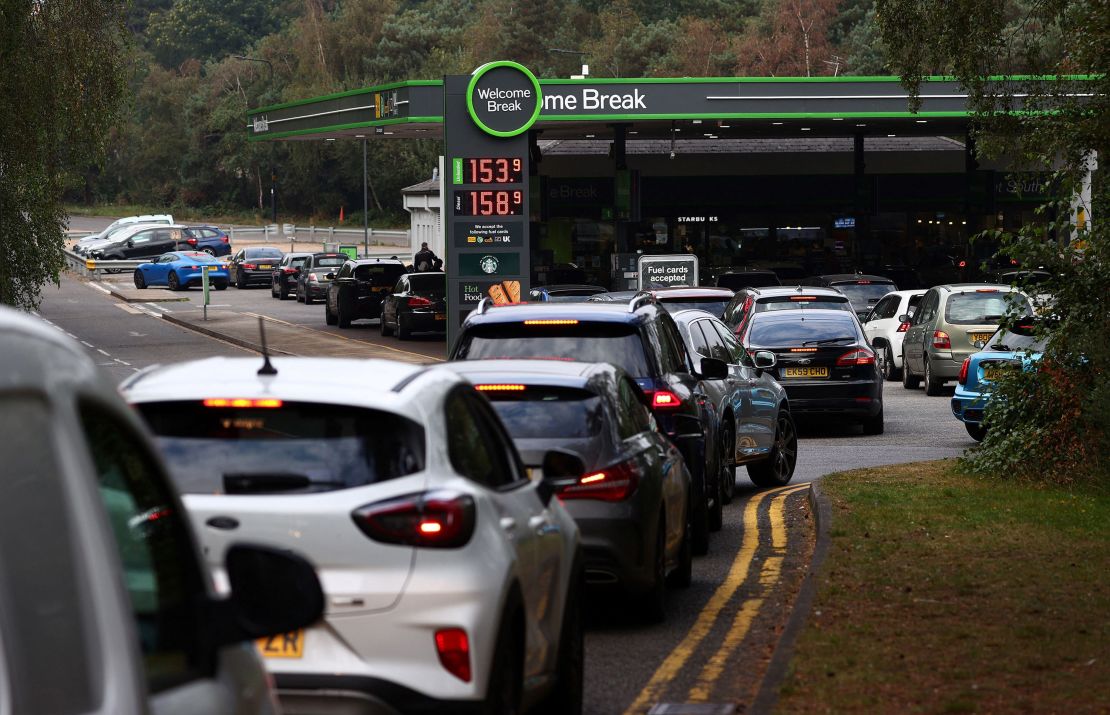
left=537, top=136, right=965, bottom=155
left=401, top=177, right=439, bottom=194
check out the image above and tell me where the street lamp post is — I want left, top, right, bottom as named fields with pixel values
left=233, top=55, right=277, bottom=224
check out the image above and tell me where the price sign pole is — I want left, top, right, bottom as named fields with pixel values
left=444, top=61, right=538, bottom=349
left=201, top=265, right=211, bottom=320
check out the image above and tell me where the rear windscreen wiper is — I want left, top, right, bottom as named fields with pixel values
left=223, top=472, right=344, bottom=494
left=802, top=336, right=855, bottom=346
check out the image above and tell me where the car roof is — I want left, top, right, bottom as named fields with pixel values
left=444, top=359, right=616, bottom=390
left=744, top=286, right=847, bottom=299
left=538, top=284, right=607, bottom=293
left=649, top=286, right=734, bottom=298
left=936, top=282, right=1021, bottom=291
left=670, top=309, right=729, bottom=324
left=242, top=245, right=283, bottom=253
left=166, top=250, right=219, bottom=260
left=349, top=257, right=406, bottom=265
left=312, top=252, right=348, bottom=258
left=814, top=274, right=895, bottom=283
left=122, top=357, right=438, bottom=410
left=463, top=299, right=660, bottom=326
left=720, top=269, right=778, bottom=275
left=751, top=307, right=858, bottom=323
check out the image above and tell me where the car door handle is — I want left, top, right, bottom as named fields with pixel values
left=205, top=516, right=239, bottom=530
left=528, top=515, right=550, bottom=533
left=499, top=517, right=517, bottom=532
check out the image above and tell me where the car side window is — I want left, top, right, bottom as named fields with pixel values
left=132, top=230, right=152, bottom=244
left=445, top=390, right=517, bottom=489
left=710, top=320, right=753, bottom=366
left=657, top=315, right=689, bottom=373
left=617, top=377, right=650, bottom=435
left=78, top=400, right=209, bottom=693
left=697, top=320, right=731, bottom=364
left=338, top=263, right=352, bottom=279
left=914, top=292, right=935, bottom=325
left=395, top=277, right=408, bottom=292
left=686, top=321, right=712, bottom=358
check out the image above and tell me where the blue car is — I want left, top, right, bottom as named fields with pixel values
left=181, top=225, right=232, bottom=257
left=133, top=251, right=229, bottom=291
left=951, top=319, right=1044, bottom=441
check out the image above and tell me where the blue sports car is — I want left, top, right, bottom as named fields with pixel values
left=133, top=251, right=229, bottom=291
left=951, top=319, right=1044, bottom=441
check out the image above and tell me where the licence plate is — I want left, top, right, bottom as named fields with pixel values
left=982, top=367, right=1008, bottom=381
left=783, top=367, right=829, bottom=378
left=371, top=286, right=389, bottom=292
left=434, top=313, right=446, bottom=320
left=256, top=630, right=304, bottom=658
left=970, top=332, right=993, bottom=347
left=259, top=264, right=272, bottom=270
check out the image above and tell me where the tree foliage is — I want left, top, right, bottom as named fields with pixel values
left=877, top=0, right=1108, bottom=482
left=1, top=0, right=129, bottom=309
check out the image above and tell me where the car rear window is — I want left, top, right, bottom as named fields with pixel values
left=987, top=328, right=1046, bottom=353
left=314, top=255, right=348, bottom=267
left=136, top=401, right=425, bottom=495
left=656, top=297, right=730, bottom=316
left=355, top=264, right=407, bottom=285
left=458, top=322, right=652, bottom=378
left=832, top=282, right=897, bottom=307
left=245, top=248, right=283, bottom=259
left=946, top=291, right=1030, bottom=325
left=409, top=274, right=445, bottom=292
left=484, top=386, right=605, bottom=439
left=748, top=315, right=861, bottom=346
left=759, top=295, right=851, bottom=312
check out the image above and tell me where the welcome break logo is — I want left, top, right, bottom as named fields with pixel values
left=467, top=61, right=542, bottom=137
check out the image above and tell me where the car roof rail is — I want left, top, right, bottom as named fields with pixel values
left=628, top=292, right=653, bottom=313
left=477, top=297, right=493, bottom=314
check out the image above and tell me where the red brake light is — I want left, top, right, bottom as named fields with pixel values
left=897, top=321, right=911, bottom=332
left=958, top=260, right=967, bottom=268
left=283, top=267, right=298, bottom=274
left=186, top=238, right=197, bottom=246
left=242, top=263, right=256, bottom=270
left=835, top=348, right=876, bottom=366
left=408, top=296, right=433, bottom=307
left=932, top=330, right=952, bottom=349
left=474, top=384, right=526, bottom=392
left=857, top=280, right=871, bottom=285
left=790, top=296, right=817, bottom=301
left=309, top=273, right=318, bottom=282
left=221, top=236, right=229, bottom=243
left=558, top=459, right=641, bottom=501
left=524, top=319, right=579, bottom=325
left=434, top=628, right=471, bottom=682
left=958, top=358, right=970, bottom=385
left=1011, top=259, right=1019, bottom=265
left=202, top=398, right=282, bottom=408
left=975, top=288, right=998, bottom=293
left=351, top=491, right=475, bottom=548
left=650, top=390, right=682, bottom=410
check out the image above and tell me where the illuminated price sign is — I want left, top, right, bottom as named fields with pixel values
left=454, top=157, right=524, bottom=184
left=454, top=190, right=525, bottom=216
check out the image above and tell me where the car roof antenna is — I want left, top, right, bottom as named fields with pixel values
left=257, top=317, right=278, bottom=376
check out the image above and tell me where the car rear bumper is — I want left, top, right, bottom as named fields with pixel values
left=565, top=506, right=651, bottom=591
left=951, top=388, right=986, bottom=424
left=182, top=270, right=228, bottom=286
left=275, top=674, right=481, bottom=715
left=241, top=269, right=275, bottom=284
left=402, top=310, right=448, bottom=334
left=780, top=379, right=882, bottom=418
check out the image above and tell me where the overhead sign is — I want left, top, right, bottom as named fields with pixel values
left=467, top=61, right=542, bottom=137
left=638, top=254, right=699, bottom=289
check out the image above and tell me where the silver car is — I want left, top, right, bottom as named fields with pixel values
left=0, top=306, right=323, bottom=715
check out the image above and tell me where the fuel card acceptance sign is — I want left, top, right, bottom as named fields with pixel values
left=637, top=254, right=699, bottom=289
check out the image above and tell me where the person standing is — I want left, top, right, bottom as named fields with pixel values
left=414, top=242, right=440, bottom=272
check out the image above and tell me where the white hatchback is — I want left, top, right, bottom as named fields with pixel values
left=861, top=289, right=927, bottom=380
left=122, top=356, right=584, bottom=714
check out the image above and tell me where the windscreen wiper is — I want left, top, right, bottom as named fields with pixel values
left=223, top=472, right=344, bottom=494
left=802, top=336, right=855, bottom=346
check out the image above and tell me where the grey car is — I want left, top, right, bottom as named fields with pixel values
left=901, top=283, right=1032, bottom=395
left=446, top=359, right=692, bottom=622
left=0, top=305, right=324, bottom=715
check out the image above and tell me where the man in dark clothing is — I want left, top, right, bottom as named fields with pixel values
left=414, top=242, right=440, bottom=272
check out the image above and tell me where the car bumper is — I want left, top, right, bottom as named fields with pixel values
left=564, top=501, right=651, bottom=592
left=780, top=379, right=882, bottom=419
left=241, top=269, right=276, bottom=284
left=182, top=269, right=229, bottom=286
left=951, top=387, right=986, bottom=424
left=275, top=674, right=481, bottom=715
left=401, top=310, right=448, bottom=334
left=927, top=352, right=973, bottom=379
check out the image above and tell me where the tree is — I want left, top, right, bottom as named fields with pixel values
left=0, top=0, right=129, bottom=309
left=736, top=0, right=844, bottom=77
left=876, top=0, right=1108, bottom=481
left=146, top=0, right=283, bottom=68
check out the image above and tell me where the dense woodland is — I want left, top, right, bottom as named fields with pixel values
left=76, top=0, right=891, bottom=221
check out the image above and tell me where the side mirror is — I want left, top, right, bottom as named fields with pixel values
left=897, top=314, right=910, bottom=323
left=698, top=356, right=729, bottom=380
left=537, top=448, right=584, bottom=506
left=753, top=350, right=777, bottom=370
left=126, top=239, right=134, bottom=248
left=209, top=543, right=324, bottom=647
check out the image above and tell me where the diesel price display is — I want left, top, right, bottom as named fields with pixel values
left=454, top=190, right=524, bottom=217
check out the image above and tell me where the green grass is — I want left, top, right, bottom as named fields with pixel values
left=776, top=459, right=1110, bottom=714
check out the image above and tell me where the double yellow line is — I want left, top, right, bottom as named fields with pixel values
left=624, top=483, right=810, bottom=713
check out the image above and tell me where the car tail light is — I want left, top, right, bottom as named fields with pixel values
left=559, top=458, right=641, bottom=501
left=309, top=273, right=318, bottom=282
left=790, top=347, right=818, bottom=352
left=897, top=321, right=911, bottom=332
left=958, top=260, right=967, bottom=268
left=282, top=267, right=298, bottom=274
left=932, top=330, right=951, bottom=349
left=351, top=491, right=475, bottom=548
left=790, top=296, right=817, bottom=301
left=203, top=398, right=283, bottom=408
left=186, top=238, right=197, bottom=246
left=648, top=390, right=682, bottom=410
left=221, top=236, right=229, bottom=243
left=958, top=358, right=970, bottom=385
left=242, top=263, right=256, bottom=270
left=836, top=348, right=876, bottom=366
left=434, top=628, right=471, bottom=682
left=524, top=319, right=579, bottom=325
left=408, top=296, right=432, bottom=307
left=474, top=384, right=526, bottom=391
left=976, top=288, right=998, bottom=293
left=856, top=280, right=872, bottom=284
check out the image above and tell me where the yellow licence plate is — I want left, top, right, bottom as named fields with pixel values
left=434, top=313, right=446, bottom=320
left=256, top=630, right=304, bottom=658
left=259, top=264, right=272, bottom=270
left=970, top=332, right=993, bottom=345
left=783, top=367, right=829, bottom=378
left=982, top=367, right=1008, bottom=381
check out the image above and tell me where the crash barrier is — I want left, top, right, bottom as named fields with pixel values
left=229, top=225, right=409, bottom=250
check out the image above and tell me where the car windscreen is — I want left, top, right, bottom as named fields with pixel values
left=484, top=387, right=605, bottom=440
left=986, top=328, right=1046, bottom=353
left=458, top=322, right=652, bottom=378
left=832, top=282, right=896, bottom=307
left=313, top=255, right=348, bottom=267
left=245, top=248, right=283, bottom=259
left=354, top=264, right=407, bottom=286
left=945, top=291, right=1031, bottom=325
left=289, top=256, right=310, bottom=267
left=657, top=298, right=730, bottom=316
left=409, top=274, right=445, bottom=292
left=136, top=401, right=425, bottom=495
left=748, top=315, right=861, bottom=346
left=717, top=274, right=779, bottom=290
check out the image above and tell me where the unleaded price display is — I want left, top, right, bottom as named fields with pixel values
left=454, top=189, right=525, bottom=216
left=462, top=157, right=523, bottom=184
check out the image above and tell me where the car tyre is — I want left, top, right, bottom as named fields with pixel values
left=337, top=301, right=351, bottom=329
left=965, top=422, right=987, bottom=441
left=303, top=289, right=314, bottom=305
left=167, top=271, right=181, bottom=291
left=482, top=610, right=523, bottom=715
left=235, top=270, right=245, bottom=289
left=719, top=419, right=735, bottom=505
left=667, top=502, right=693, bottom=589
left=639, top=516, right=667, bottom=624
left=924, top=358, right=944, bottom=396
left=214, top=280, right=227, bottom=290
left=396, top=314, right=411, bottom=340
left=862, top=404, right=885, bottom=435
left=202, top=248, right=215, bottom=256
left=707, top=464, right=723, bottom=533
left=902, top=348, right=921, bottom=389
left=747, top=410, right=798, bottom=488
left=271, top=280, right=280, bottom=299
left=536, top=558, right=584, bottom=715
left=379, top=314, right=394, bottom=336
left=881, top=344, right=899, bottom=381
left=133, top=269, right=146, bottom=289
left=324, top=303, right=338, bottom=326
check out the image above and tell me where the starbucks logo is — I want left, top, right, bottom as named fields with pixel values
left=480, top=255, right=500, bottom=274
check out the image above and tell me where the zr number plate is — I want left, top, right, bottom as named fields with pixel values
left=256, top=630, right=304, bottom=658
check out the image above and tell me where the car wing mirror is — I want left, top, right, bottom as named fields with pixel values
left=698, top=356, right=729, bottom=380
left=126, top=239, right=134, bottom=248
left=753, top=350, right=777, bottom=370
left=897, top=314, right=910, bottom=323
left=536, top=448, right=585, bottom=506
left=207, top=543, right=324, bottom=647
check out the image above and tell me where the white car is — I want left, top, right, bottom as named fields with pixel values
left=75, top=214, right=174, bottom=251
left=121, top=356, right=585, bottom=714
left=861, top=289, right=927, bottom=380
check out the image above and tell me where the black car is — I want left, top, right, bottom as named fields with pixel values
left=645, top=286, right=735, bottom=319
left=722, top=285, right=854, bottom=338
left=450, top=296, right=728, bottom=555
left=296, top=252, right=349, bottom=304
left=270, top=252, right=313, bottom=300
left=229, top=246, right=284, bottom=288
left=804, top=274, right=898, bottom=321
left=715, top=270, right=781, bottom=291
left=88, top=225, right=183, bottom=261
left=446, top=360, right=692, bottom=621
left=379, top=272, right=447, bottom=339
left=738, top=308, right=884, bottom=434
left=325, top=258, right=408, bottom=328
left=670, top=310, right=797, bottom=500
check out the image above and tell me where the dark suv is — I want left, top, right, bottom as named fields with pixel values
left=325, top=258, right=408, bottom=328
left=450, top=296, right=727, bottom=555
left=722, top=285, right=853, bottom=338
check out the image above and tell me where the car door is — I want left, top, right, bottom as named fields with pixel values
left=905, top=290, right=937, bottom=372
left=123, top=229, right=155, bottom=259
left=863, top=294, right=896, bottom=345
left=149, top=254, right=174, bottom=284
left=711, top=319, right=778, bottom=453
left=384, top=275, right=406, bottom=324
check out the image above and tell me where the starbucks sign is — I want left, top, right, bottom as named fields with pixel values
left=466, top=61, right=542, bottom=138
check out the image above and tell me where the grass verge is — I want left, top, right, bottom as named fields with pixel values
left=776, top=459, right=1109, bottom=714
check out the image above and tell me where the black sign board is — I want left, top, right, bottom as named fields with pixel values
left=452, top=221, right=524, bottom=248
left=638, top=254, right=699, bottom=289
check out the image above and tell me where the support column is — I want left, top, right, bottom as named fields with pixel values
left=362, top=137, right=369, bottom=257
left=853, top=133, right=870, bottom=270
left=1071, top=151, right=1096, bottom=245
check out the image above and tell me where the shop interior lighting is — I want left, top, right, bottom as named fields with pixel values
left=801, top=127, right=811, bottom=131
left=856, top=123, right=867, bottom=127
left=916, top=120, right=928, bottom=123
left=887, top=134, right=896, bottom=137
left=585, top=134, right=595, bottom=138
left=772, top=122, right=783, bottom=125
left=692, top=120, right=702, bottom=124
left=832, top=117, right=844, bottom=121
